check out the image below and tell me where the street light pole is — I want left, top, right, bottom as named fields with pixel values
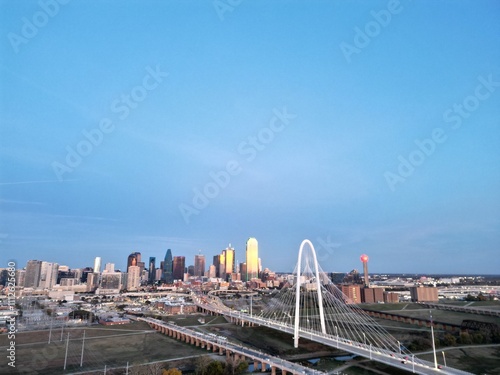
left=335, top=325, right=339, bottom=348
left=80, top=330, right=86, bottom=367
left=430, top=310, right=438, bottom=369
left=48, top=316, right=52, bottom=344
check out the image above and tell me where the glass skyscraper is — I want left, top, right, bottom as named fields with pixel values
left=245, top=237, right=258, bottom=281
left=163, top=249, right=173, bottom=283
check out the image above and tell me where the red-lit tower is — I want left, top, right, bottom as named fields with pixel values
left=360, top=254, right=369, bottom=287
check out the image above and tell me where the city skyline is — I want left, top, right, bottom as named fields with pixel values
left=12, top=241, right=500, bottom=277
left=1, top=1, right=499, bottom=275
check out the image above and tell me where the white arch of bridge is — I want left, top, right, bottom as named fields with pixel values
left=294, top=239, right=326, bottom=347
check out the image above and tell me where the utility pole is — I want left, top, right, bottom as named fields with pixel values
left=63, top=333, right=70, bottom=370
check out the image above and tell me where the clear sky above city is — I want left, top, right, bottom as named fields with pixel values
left=1, top=0, right=499, bottom=274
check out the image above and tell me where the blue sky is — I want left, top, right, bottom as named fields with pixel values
left=1, top=0, right=499, bottom=274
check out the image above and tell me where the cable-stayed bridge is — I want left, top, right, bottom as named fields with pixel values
left=193, top=239, right=473, bottom=375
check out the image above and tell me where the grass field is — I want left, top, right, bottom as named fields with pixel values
left=419, top=346, right=500, bottom=375
left=362, top=303, right=500, bottom=326
left=3, top=311, right=500, bottom=375
left=361, top=303, right=428, bottom=312
left=384, top=308, right=500, bottom=326
left=0, top=321, right=208, bottom=375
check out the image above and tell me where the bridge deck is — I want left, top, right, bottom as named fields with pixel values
left=194, top=294, right=474, bottom=375
left=140, top=316, right=326, bottom=375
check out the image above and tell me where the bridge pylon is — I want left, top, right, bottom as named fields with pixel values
left=294, top=239, right=326, bottom=347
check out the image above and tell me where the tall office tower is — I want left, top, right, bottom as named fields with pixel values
left=73, top=268, right=83, bottom=281
left=104, top=263, right=115, bottom=273
left=213, top=255, right=221, bottom=278
left=148, top=257, right=156, bottom=284
left=86, top=273, right=98, bottom=292
left=219, top=252, right=226, bottom=279
left=208, top=264, right=216, bottom=278
left=239, top=262, right=247, bottom=281
left=172, top=256, right=185, bottom=281
left=223, top=245, right=235, bottom=280
left=0, top=270, right=8, bottom=287
left=155, top=268, right=162, bottom=281
left=194, top=253, right=205, bottom=277
left=15, top=269, right=26, bottom=287
left=39, top=262, right=59, bottom=289
left=127, top=252, right=141, bottom=269
left=163, top=249, right=173, bottom=283
left=360, top=254, right=369, bottom=287
left=93, top=257, right=102, bottom=274
left=81, top=267, right=93, bottom=283
left=127, top=266, right=141, bottom=291
left=25, top=260, right=42, bottom=288
left=137, top=261, right=145, bottom=277
left=245, top=237, right=259, bottom=281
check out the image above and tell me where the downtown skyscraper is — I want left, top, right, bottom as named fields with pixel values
left=148, top=257, right=156, bottom=283
left=172, top=256, right=185, bottom=281
left=194, top=253, right=205, bottom=277
left=93, top=257, right=102, bottom=274
left=222, top=244, right=235, bottom=281
left=245, top=237, right=258, bottom=281
left=24, top=260, right=42, bottom=288
left=163, top=249, right=173, bottom=283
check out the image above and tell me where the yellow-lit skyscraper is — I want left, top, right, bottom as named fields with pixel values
left=223, top=244, right=235, bottom=276
left=245, top=237, right=258, bottom=281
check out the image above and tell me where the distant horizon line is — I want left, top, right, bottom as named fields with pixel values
left=277, top=271, right=500, bottom=277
